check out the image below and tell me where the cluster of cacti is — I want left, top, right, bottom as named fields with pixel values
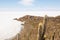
left=10, top=15, right=60, bottom=40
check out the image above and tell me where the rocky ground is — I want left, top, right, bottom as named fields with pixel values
left=11, top=15, right=60, bottom=40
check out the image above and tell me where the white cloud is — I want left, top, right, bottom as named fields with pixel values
left=0, top=11, right=60, bottom=17
left=0, top=8, right=60, bottom=17
left=18, top=0, right=34, bottom=6
left=0, top=8, right=19, bottom=12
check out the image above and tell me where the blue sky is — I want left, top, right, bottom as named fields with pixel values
left=0, top=0, right=60, bottom=11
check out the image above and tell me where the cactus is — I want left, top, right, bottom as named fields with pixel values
left=38, top=15, right=47, bottom=40
left=52, top=32, right=55, bottom=40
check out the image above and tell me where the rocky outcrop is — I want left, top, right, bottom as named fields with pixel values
left=12, top=15, right=60, bottom=40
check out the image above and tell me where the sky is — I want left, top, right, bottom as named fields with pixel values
left=0, top=0, right=60, bottom=40
left=0, top=0, right=60, bottom=12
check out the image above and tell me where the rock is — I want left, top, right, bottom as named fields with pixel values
left=12, top=15, right=60, bottom=40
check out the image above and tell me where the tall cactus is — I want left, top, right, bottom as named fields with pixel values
left=42, top=15, right=47, bottom=40
left=38, top=23, right=43, bottom=40
left=38, top=15, right=47, bottom=40
left=52, top=32, right=55, bottom=40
